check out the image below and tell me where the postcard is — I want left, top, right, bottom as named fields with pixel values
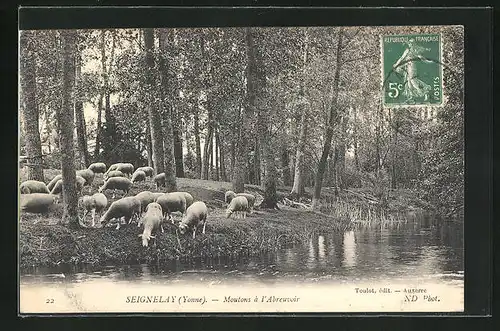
left=19, top=23, right=464, bottom=314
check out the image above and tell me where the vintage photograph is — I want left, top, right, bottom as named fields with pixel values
left=19, top=25, right=464, bottom=313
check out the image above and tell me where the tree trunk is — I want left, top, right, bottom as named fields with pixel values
left=312, top=29, right=344, bottom=210
left=217, top=131, right=227, bottom=181
left=20, top=31, right=44, bottom=182
left=202, top=124, right=213, bottom=180
left=157, top=29, right=177, bottom=191
left=57, top=30, right=79, bottom=228
left=93, top=30, right=105, bottom=160
left=291, top=111, right=307, bottom=196
left=232, top=28, right=255, bottom=193
left=281, top=146, right=291, bottom=186
left=215, top=128, right=220, bottom=181
left=353, top=106, right=360, bottom=171
left=146, top=122, right=153, bottom=167
left=230, top=140, right=236, bottom=181
left=144, top=28, right=165, bottom=174
left=74, top=47, right=90, bottom=168
left=290, top=30, right=309, bottom=197
left=254, top=134, right=261, bottom=185
left=194, top=104, right=202, bottom=179
left=337, top=114, right=347, bottom=189
left=173, top=122, right=185, bottom=178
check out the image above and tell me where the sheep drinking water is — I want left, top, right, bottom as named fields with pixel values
left=99, top=196, right=141, bottom=230
left=138, top=202, right=164, bottom=247
left=179, top=201, right=208, bottom=239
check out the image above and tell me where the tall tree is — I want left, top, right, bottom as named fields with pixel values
left=74, top=38, right=90, bottom=168
left=143, top=28, right=165, bottom=174
left=158, top=28, right=177, bottom=191
left=232, top=28, right=254, bottom=193
left=312, top=28, right=344, bottom=210
left=93, top=30, right=105, bottom=159
left=290, top=30, right=310, bottom=197
left=57, top=29, right=79, bottom=228
left=20, top=30, right=44, bottom=182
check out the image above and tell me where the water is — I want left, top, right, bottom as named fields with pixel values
left=20, top=212, right=464, bottom=287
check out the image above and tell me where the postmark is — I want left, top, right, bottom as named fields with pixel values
left=381, top=33, right=443, bottom=107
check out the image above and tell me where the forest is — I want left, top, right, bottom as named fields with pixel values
left=19, top=25, right=464, bottom=235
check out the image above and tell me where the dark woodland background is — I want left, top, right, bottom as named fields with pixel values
left=19, top=26, right=464, bottom=223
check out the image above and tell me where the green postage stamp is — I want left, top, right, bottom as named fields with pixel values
left=382, top=33, right=443, bottom=107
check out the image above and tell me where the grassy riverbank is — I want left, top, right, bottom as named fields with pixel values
left=19, top=168, right=430, bottom=269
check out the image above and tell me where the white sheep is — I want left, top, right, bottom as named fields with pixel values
left=50, top=175, right=86, bottom=197
left=80, top=193, right=108, bottom=227
left=225, top=191, right=255, bottom=214
left=179, top=192, right=194, bottom=208
left=88, top=162, right=107, bottom=174
left=137, top=166, right=155, bottom=178
left=225, top=196, right=249, bottom=219
left=99, top=196, right=141, bottom=230
left=46, top=174, right=62, bottom=191
left=104, top=163, right=122, bottom=176
left=76, top=168, right=96, bottom=194
left=155, top=192, right=186, bottom=224
left=20, top=193, right=58, bottom=214
left=104, top=170, right=125, bottom=180
left=116, top=163, right=134, bottom=177
left=138, top=202, right=164, bottom=247
left=154, top=173, right=166, bottom=189
left=98, top=177, right=133, bottom=199
left=20, top=180, right=50, bottom=194
left=179, top=201, right=208, bottom=239
left=131, top=170, right=146, bottom=183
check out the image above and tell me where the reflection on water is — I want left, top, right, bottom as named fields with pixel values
left=342, top=231, right=357, bottom=268
left=21, top=212, right=464, bottom=287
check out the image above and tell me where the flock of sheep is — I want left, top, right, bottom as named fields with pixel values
left=19, top=162, right=257, bottom=247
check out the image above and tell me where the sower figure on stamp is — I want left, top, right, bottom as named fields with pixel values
left=392, top=38, right=433, bottom=103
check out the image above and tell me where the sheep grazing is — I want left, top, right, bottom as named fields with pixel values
left=154, top=173, right=166, bottom=189
left=179, top=201, right=208, bottom=239
left=225, top=191, right=255, bottom=213
left=235, top=193, right=256, bottom=214
left=116, top=163, right=134, bottom=177
left=76, top=169, right=96, bottom=193
left=20, top=180, right=50, bottom=194
left=151, top=192, right=164, bottom=200
left=50, top=175, right=86, bottom=196
left=179, top=192, right=194, bottom=208
left=20, top=193, right=57, bottom=214
left=81, top=193, right=108, bottom=227
left=46, top=174, right=62, bottom=191
left=104, top=163, right=122, bottom=175
left=137, top=166, right=154, bottom=178
left=225, top=190, right=236, bottom=204
left=138, top=202, right=164, bottom=247
left=88, top=162, right=107, bottom=174
left=104, top=170, right=125, bottom=180
left=155, top=192, right=187, bottom=224
left=226, top=196, right=249, bottom=219
left=135, top=190, right=156, bottom=216
left=131, top=170, right=146, bottom=183
left=99, top=196, right=141, bottom=230
left=98, top=177, right=133, bottom=199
